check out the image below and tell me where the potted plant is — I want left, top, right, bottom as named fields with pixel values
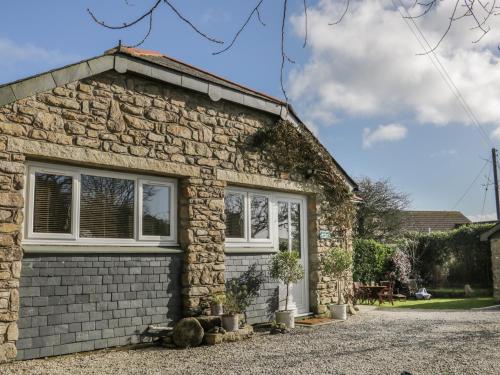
left=221, top=291, right=240, bottom=332
left=270, top=250, right=305, bottom=329
left=210, top=292, right=225, bottom=316
left=322, top=247, right=353, bottom=320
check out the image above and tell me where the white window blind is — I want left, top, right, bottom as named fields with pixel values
left=33, top=172, right=72, bottom=234
left=79, top=175, right=135, bottom=239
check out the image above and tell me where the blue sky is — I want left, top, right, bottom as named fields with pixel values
left=1, top=0, right=499, bottom=220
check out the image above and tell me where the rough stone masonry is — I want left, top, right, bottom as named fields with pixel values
left=0, top=54, right=353, bottom=361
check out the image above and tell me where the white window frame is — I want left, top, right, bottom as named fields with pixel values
left=248, top=192, right=272, bottom=243
left=24, top=162, right=178, bottom=246
left=27, top=164, right=78, bottom=241
left=224, top=188, right=248, bottom=243
left=224, top=187, right=273, bottom=247
left=138, top=179, right=177, bottom=242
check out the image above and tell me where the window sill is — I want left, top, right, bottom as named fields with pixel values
left=22, top=244, right=183, bottom=254
left=224, top=246, right=277, bottom=254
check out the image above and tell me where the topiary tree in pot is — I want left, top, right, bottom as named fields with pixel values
left=322, top=247, right=353, bottom=320
left=270, top=250, right=305, bottom=329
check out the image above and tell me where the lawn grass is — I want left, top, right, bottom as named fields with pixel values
left=375, top=297, right=497, bottom=310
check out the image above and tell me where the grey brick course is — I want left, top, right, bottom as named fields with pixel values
left=17, top=254, right=182, bottom=360
left=225, top=253, right=279, bottom=325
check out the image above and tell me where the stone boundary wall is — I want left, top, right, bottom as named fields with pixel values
left=225, top=253, right=279, bottom=325
left=17, top=254, right=182, bottom=360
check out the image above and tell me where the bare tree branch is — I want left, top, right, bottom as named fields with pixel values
left=329, top=0, right=350, bottom=26
left=213, top=0, right=265, bottom=55
left=416, top=0, right=461, bottom=55
left=88, top=0, right=500, bottom=102
left=281, top=0, right=290, bottom=102
left=303, top=0, right=308, bottom=48
left=88, top=0, right=223, bottom=48
left=163, top=0, right=223, bottom=44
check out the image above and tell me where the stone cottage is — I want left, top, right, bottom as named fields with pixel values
left=0, top=47, right=357, bottom=361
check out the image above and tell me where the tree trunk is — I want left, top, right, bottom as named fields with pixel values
left=337, top=279, right=343, bottom=305
left=285, top=281, right=290, bottom=311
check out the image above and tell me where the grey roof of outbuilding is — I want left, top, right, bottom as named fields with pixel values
left=401, top=211, right=471, bottom=233
left=0, top=46, right=357, bottom=190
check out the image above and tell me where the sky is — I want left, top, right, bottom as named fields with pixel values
left=1, top=0, right=500, bottom=221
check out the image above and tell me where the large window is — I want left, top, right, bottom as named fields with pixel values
left=224, top=188, right=271, bottom=244
left=25, top=163, right=177, bottom=245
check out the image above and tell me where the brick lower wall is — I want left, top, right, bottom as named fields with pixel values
left=17, top=253, right=182, bottom=360
left=225, top=253, right=279, bottom=325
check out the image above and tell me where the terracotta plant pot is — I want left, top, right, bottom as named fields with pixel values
left=210, top=303, right=223, bottom=316
left=330, top=304, right=347, bottom=320
left=221, top=314, right=239, bottom=332
left=275, top=310, right=295, bottom=329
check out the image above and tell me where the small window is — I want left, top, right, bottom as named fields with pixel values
left=80, top=175, right=135, bottom=239
left=25, top=163, right=177, bottom=245
left=33, top=172, right=73, bottom=234
left=225, top=191, right=245, bottom=239
left=141, top=183, right=171, bottom=237
left=250, top=195, right=269, bottom=239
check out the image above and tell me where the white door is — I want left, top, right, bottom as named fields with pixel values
left=276, top=196, right=309, bottom=314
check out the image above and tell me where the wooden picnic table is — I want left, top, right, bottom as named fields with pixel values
left=359, top=285, right=386, bottom=304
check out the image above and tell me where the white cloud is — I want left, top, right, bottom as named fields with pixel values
left=288, top=0, right=500, bottom=130
left=429, top=149, right=457, bottom=158
left=362, top=123, right=407, bottom=148
left=467, top=212, right=497, bottom=222
left=491, top=127, right=500, bottom=140
left=0, top=37, right=79, bottom=82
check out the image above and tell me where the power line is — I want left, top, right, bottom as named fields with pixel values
left=392, top=0, right=494, bottom=149
left=452, top=159, right=489, bottom=210
left=480, top=165, right=491, bottom=218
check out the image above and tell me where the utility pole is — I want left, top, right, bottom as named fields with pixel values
left=492, top=148, right=500, bottom=221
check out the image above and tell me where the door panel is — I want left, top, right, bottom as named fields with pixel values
left=276, top=197, right=308, bottom=314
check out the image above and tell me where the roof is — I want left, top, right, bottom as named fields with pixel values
left=106, top=47, right=284, bottom=105
left=401, top=211, right=471, bottom=233
left=480, top=221, right=500, bottom=241
left=0, top=46, right=357, bottom=190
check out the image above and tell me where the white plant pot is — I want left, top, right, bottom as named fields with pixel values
left=330, top=304, right=347, bottom=320
left=210, top=303, right=223, bottom=316
left=275, top=310, right=295, bottom=329
left=221, top=314, right=239, bottom=332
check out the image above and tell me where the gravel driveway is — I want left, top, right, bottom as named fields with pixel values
left=2, top=307, right=499, bottom=375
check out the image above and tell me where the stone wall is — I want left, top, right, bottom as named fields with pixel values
left=0, top=68, right=352, bottom=360
left=491, top=238, right=500, bottom=302
left=225, top=253, right=279, bottom=325
left=308, top=194, right=353, bottom=314
left=17, top=254, right=181, bottom=360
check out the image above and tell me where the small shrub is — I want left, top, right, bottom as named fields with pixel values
left=270, top=250, right=304, bottom=311
left=353, top=239, right=393, bottom=283
left=322, top=247, right=352, bottom=304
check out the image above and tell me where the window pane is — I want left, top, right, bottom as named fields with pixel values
left=251, top=195, right=269, bottom=239
left=142, top=184, right=171, bottom=237
left=291, top=203, right=301, bottom=256
left=33, top=173, right=72, bottom=234
left=80, top=175, right=135, bottom=238
left=278, top=201, right=289, bottom=251
left=225, top=192, right=245, bottom=238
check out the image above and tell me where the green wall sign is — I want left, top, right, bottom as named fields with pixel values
left=319, top=230, right=331, bottom=239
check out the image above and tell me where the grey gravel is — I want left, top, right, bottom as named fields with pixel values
left=2, top=307, right=499, bottom=375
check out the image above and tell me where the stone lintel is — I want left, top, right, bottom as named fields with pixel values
left=216, top=169, right=318, bottom=194
left=7, top=138, right=201, bottom=178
